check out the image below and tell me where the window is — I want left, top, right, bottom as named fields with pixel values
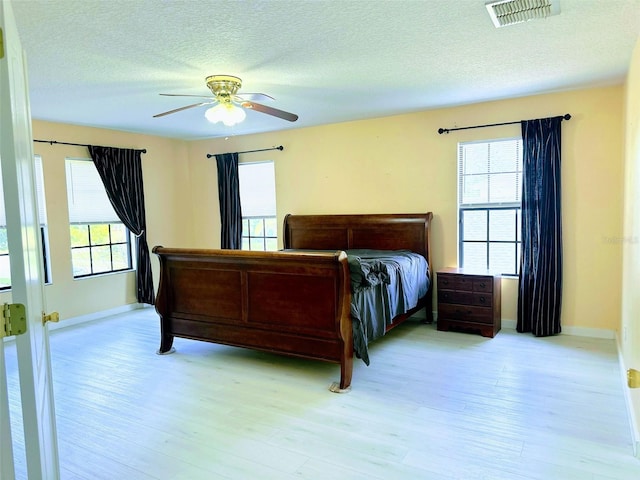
left=0, top=155, right=51, bottom=289
left=65, top=158, right=132, bottom=277
left=458, top=138, right=522, bottom=275
left=239, top=161, right=277, bottom=251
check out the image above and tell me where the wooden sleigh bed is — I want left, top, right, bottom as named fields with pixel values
left=153, top=212, right=433, bottom=391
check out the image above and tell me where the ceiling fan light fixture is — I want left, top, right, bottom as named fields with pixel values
left=205, top=103, right=246, bottom=126
left=154, top=74, right=297, bottom=123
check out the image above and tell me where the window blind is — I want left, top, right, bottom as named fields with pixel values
left=65, top=158, right=120, bottom=224
left=239, top=161, right=276, bottom=217
left=458, top=138, right=522, bottom=208
left=0, top=155, right=48, bottom=227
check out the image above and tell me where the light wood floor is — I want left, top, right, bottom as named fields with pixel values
left=6, top=307, right=640, bottom=479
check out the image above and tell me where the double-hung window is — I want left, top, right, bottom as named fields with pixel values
left=0, top=155, right=51, bottom=289
left=458, top=138, right=522, bottom=275
left=239, top=161, right=277, bottom=251
left=65, top=158, right=133, bottom=277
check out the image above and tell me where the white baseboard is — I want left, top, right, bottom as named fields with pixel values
left=500, top=318, right=615, bottom=339
left=3, top=303, right=146, bottom=344
left=561, top=325, right=616, bottom=339
left=502, top=318, right=516, bottom=330
left=436, top=315, right=616, bottom=340
left=48, top=303, right=145, bottom=332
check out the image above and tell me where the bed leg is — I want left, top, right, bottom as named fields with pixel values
left=422, top=286, right=435, bottom=324
left=156, top=319, right=175, bottom=355
left=157, top=334, right=175, bottom=355
left=329, top=356, right=353, bottom=393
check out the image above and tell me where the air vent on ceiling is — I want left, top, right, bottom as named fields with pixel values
left=485, top=0, right=560, bottom=28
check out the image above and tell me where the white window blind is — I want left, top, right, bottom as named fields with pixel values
left=239, top=161, right=276, bottom=216
left=458, top=138, right=522, bottom=208
left=0, top=155, right=48, bottom=227
left=65, top=158, right=120, bottom=224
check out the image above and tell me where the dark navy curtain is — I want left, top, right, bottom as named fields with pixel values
left=215, top=152, right=242, bottom=249
left=517, top=116, right=563, bottom=336
left=88, top=146, right=155, bottom=305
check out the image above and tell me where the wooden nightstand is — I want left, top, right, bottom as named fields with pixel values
left=436, top=267, right=501, bottom=338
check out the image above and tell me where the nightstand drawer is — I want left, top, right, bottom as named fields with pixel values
left=438, top=274, right=473, bottom=292
left=437, top=274, right=456, bottom=290
left=473, top=278, right=493, bottom=293
left=438, top=304, right=494, bottom=324
left=438, top=289, right=472, bottom=305
left=437, top=285, right=493, bottom=307
left=473, top=292, right=492, bottom=307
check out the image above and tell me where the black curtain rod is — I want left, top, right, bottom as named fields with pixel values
left=34, top=139, right=147, bottom=153
left=206, top=145, right=283, bottom=158
left=438, top=113, right=571, bottom=135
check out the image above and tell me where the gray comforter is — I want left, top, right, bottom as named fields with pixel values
left=346, top=249, right=429, bottom=365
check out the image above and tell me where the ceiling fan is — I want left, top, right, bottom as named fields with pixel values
left=153, top=75, right=298, bottom=124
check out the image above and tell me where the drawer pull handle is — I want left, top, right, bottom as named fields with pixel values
left=479, top=282, right=486, bottom=288
left=479, top=296, right=486, bottom=303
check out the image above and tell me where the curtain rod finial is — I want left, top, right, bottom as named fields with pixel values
left=563, top=114, right=571, bottom=121
left=438, top=128, right=448, bottom=134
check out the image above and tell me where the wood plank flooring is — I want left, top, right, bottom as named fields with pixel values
left=5, top=307, right=640, bottom=479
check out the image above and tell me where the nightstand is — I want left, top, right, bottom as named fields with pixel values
left=436, top=267, right=501, bottom=338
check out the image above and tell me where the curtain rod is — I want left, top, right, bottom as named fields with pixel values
left=33, top=139, right=147, bottom=153
left=206, top=145, right=283, bottom=158
left=437, top=113, right=571, bottom=135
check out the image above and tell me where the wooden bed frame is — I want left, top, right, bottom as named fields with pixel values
left=153, top=212, right=433, bottom=391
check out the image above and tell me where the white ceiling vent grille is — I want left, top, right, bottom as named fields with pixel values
left=486, top=0, right=560, bottom=28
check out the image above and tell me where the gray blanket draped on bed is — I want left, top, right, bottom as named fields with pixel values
left=346, top=249, right=429, bottom=365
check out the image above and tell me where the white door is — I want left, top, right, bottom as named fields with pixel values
left=0, top=1, right=60, bottom=479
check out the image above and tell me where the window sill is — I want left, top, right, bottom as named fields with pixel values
left=73, top=268, right=135, bottom=281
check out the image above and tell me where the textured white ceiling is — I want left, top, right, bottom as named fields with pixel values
left=10, top=0, right=640, bottom=140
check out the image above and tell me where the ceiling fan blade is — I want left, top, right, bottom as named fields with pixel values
left=241, top=101, right=298, bottom=122
left=235, top=92, right=274, bottom=102
left=153, top=101, right=214, bottom=118
left=160, top=93, right=213, bottom=99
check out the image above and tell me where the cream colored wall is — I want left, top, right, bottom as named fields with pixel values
left=621, top=35, right=640, bottom=451
left=0, top=85, right=624, bottom=334
left=0, top=120, right=192, bottom=321
left=190, top=86, right=624, bottom=332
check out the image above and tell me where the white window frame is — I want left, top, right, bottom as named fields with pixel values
left=458, top=138, right=523, bottom=275
left=0, top=155, right=51, bottom=289
left=65, top=158, right=133, bottom=278
left=239, top=160, right=277, bottom=251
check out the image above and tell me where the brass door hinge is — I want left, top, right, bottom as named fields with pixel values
left=0, top=303, right=27, bottom=339
left=628, top=369, right=640, bottom=389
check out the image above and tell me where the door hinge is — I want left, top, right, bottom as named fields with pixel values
left=0, top=303, right=27, bottom=339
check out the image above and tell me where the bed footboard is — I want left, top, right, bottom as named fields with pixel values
left=153, top=247, right=353, bottom=390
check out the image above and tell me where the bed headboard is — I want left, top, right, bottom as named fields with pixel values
left=283, top=212, right=433, bottom=270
